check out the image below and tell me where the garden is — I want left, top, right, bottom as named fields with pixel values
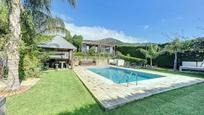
left=0, top=0, right=204, bottom=114
left=6, top=70, right=204, bottom=115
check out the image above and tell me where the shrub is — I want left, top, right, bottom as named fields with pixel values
left=100, top=52, right=113, bottom=57
left=154, top=51, right=204, bottom=68
left=65, top=34, right=83, bottom=52
left=117, top=52, right=147, bottom=64
left=117, top=44, right=204, bottom=68
left=155, top=52, right=174, bottom=68
left=116, top=45, right=146, bottom=58
left=89, top=46, right=96, bottom=56
left=74, top=52, right=85, bottom=56
left=19, top=53, right=41, bottom=79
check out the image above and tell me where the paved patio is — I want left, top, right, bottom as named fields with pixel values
left=0, top=81, right=6, bottom=91
left=74, top=66, right=204, bottom=111
left=0, top=78, right=40, bottom=97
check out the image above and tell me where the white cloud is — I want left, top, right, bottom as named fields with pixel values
left=144, top=25, right=150, bottom=29
left=65, top=23, right=147, bottom=43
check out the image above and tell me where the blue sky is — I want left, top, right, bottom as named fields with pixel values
left=51, top=0, right=204, bottom=43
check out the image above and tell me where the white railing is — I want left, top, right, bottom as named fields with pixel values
left=49, top=52, right=69, bottom=59
left=126, top=72, right=138, bottom=87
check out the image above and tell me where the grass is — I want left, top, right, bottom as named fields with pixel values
left=7, top=70, right=100, bottom=115
left=7, top=70, right=204, bottom=115
left=142, top=67, right=204, bottom=78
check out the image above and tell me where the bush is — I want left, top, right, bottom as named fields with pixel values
left=116, top=45, right=146, bottom=58
left=100, top=52, right=113, bottom=57
left=154, top=51, right=204, bottom=68
left=65, top=35, right=83, bottom=52
left=179, top=51, right=204, bottom=62
left=19, top=53, right=41, bottom=79
left=117, top=44, right=204, bottom=68
left=74, top=52, right=85, bottom=56
left=154, top=52, right=174, bottom=68
left=117, top=52, right=147, bottom=64
left=89, top=46, right=96, bottom=56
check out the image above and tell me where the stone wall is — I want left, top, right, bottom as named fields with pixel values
left=74, top=57, right=109, bottom=66
left=95, top=58, right=108, bottom=66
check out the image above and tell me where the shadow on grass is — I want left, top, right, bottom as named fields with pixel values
left=57, top=104, right=104, bottom=115
left=57, top=82, right=204, bottom=115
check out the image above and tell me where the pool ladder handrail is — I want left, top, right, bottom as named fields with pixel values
left=126, top=72, right=132, bottom=87
left=130, top=72, right=138, bottom=86
left=118, top=72, right=138, bottom=86
left=135, top=73, right=138, bottom=86
left=126, top=75, right=130, bottom=87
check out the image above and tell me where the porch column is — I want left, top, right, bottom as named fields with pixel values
left=70, top=50, right=73, bottom=69
left=110, top=46, right=113, bottom=53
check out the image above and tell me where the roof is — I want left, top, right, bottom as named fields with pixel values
left=83, top=40, right=115, bottom=47
left=38, top=36, right=76, bottom=50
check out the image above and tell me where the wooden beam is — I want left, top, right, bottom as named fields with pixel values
left=70, top=50, right=74, bottom=69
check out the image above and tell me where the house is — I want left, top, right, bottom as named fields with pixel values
left=38, top=36, right=76, bottom=69
left=82, top=40, right=115, bottom=54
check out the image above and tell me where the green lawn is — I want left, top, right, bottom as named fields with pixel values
left=142, top=68, right=204, bottom=78
left=7, top=70, right=204, bottom=115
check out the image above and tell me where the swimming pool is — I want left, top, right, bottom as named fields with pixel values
left=88, top=67, right=162, bottom=83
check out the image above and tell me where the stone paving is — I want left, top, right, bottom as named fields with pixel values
left=74, top=66, right=204, bottom=111
left=0, top=81, right=6, bottom=91
left=0, top=78, right=40, bottom=97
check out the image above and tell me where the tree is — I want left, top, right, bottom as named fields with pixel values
left=139, top=44, right=161, bottom=68
left=39, top=17, right=71, bottom=36
left=5, top=0, right=76, bottom=90
left=66, top=35, right=83, bottom=52
left=89, top=46, right=96, bottom=56
left=164, top=38, right=184, bottom=71
left=19, top=10, right=53, bottom=80
left=185, top=38, right=204, bottom=51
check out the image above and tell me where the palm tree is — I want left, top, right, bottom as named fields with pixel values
left=6, top=0, right=76, bottom=90
left=164, top=38, right=184, bottom=71
left=139, top=44, right=161, bottom=68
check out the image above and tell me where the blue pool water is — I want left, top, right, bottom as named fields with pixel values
left=88, top=67, right=161, bottom=83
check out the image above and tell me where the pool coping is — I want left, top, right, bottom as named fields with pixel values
left=74, top=66, right=204, bottom=111
left=88, top=66, right=165, bottom=84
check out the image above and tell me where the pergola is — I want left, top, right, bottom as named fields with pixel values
left=38, top=36, right=76, bottom=69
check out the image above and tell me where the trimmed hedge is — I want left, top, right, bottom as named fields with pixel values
left=154, top=52, right=174, bottom=68
left=116, top=45, right=204, bottom=68
left=179, top=51, right=204, bottom=61
left=117, top=52, right=147, bottom=64
left=116, top=45, right=146, bottom=59
left=154, top=51, right=204, bottom=68
left=74, top=52, right=113, bottom=57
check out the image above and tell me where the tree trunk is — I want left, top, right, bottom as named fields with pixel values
left=173, top=52, right=177, bottom=71
left=6, top=0, right=21, bottom=90
left=150, top=58, right=153, bottom=68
